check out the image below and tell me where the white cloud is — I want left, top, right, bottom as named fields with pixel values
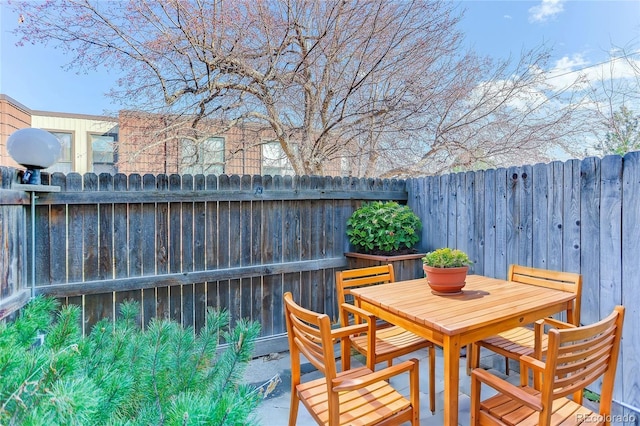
left=551, top=54, right=589, bottom=72
left=528, top=0, right=565, bottom=23
left=546, top=52, right=640, bottom=90
left=503, top=15, right=512, bottom=20
left=543, top=54, right=590, bottom=91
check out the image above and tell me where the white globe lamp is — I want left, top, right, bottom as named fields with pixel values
left=7, top=128, right=62, bottom=185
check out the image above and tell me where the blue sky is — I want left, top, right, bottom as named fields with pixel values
left=1, top=0, right=639, bottom=116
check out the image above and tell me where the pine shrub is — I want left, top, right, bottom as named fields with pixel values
left=0, top=297, right=262, bottom=425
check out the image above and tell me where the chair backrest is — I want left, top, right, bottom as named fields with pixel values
left=526, top=305, right=625, bottom=422
left=508, top=264, right=582, bottom=325
left=336, top=264, right=395, bottom=306
left=284, top=292, right=338, bottom=384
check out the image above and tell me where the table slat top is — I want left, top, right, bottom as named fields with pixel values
left=350, top=275, right=576, bottom=335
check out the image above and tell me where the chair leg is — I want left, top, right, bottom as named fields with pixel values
left=504, top=356, right=510, bottom=375
left=341, top=339, right=351, bottom=371
left=467, top=343, right=479, bottom=376
left=288, top=388, right=299, bottom=426
left=428, top=345, right=436, bottom=414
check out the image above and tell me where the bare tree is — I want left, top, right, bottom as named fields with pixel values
left=381, top=46, right=595, bottom=177
left=13, top=0, right=591, bottom=177
left=585, top=41, right=640, bottom=156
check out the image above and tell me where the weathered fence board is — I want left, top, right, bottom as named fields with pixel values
left=547, top=161, right=564, bottom=272
left=621, top=151, right=640, bottom=418
left=141, top=174, right=157, bottom=327
left=563, top=159, right=581, bottom=273
left=532, top=163, right=548, bottom=269
left=580, top=157, right=601, bottom=327
left=0, top=179, right=25, bottom=318
left=482, top=169, right=496, bottom=278
left=505, top=169, right=517, bottom=269
left=599, top=155, right=623, bottom=316
left=472, top=170, right=485, bottom=276
left=495, top=168, right=509, bottom=278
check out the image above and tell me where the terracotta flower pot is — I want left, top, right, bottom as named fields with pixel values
left=423, top=265, right=469, bottom=294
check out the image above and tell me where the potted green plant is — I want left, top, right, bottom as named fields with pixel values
left=345, top=201, right=425, bottom=280
left=422, top=248, right=472, bottom=294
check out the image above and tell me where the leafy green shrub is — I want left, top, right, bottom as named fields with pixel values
left=347, top=201, right=422, bottom=255
left=422, top=247, right=472, bottom=268
left=0, top=297, right=261, bottom=425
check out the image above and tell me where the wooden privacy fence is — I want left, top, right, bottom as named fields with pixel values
left=1, top=151, right=639, bottom=417
left=407, top=152, right=640, bottom=419
left=0, top=169, right=408, bottom=354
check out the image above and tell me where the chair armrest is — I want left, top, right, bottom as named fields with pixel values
left=520, top=354, right=545, bottom=372
left=332, top=358, right=418, bottom=392
left=533, top=317, right=577, bottom=358
left=539, top=317, right=577, bottom=329
left=340, top=303, right=377, bottom=324
left=330, top=322, right=370, bottom=340
left=471, top=368, right=543, bottom=412
left=533, top=317, right=576, bottom=338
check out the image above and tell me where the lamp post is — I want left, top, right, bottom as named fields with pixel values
left=7, top=128, right=62, bottom=299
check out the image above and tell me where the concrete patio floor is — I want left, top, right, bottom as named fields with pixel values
left=242, top=346, right=520, bottom=425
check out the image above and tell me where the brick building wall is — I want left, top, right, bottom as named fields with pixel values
left=1, top=96, right=344, bottom=177
left=117, top=111, right=343, bottom=176
left=0, top=95, right=31, bottom=170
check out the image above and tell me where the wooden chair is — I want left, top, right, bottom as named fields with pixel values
left=336, top=264, right=436, bottom=413
left=468, top=264, right=582, bottom=375
left=284, top=292, right=420, bottom=426
left=470, top=305, right=625, bottom=426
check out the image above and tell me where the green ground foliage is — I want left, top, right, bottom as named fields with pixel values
left=0, top=297, right=262, bottom=425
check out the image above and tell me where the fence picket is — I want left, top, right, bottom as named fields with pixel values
left=548, top=161, right=564, bottom=272
left=472, top=170, right=484, bottom=276
left=562, top=160, right=581, bottom=273
left=85, top=169, right=107, bottom=335
left=155, top=174, right=170, bottom=320
left=116, top=173, right=142, bottom=325
left=621, top=151, right=640, bottom=417
left=599, top=156, right=623, bottom=316
left=180, top=174, right=195, bottom=329
left=193, top=174, right=206, bottom=331
left=580, top=158, right=601, bottom=326
left=169, top=174, right=182, bottom=323
left=141, top=174, right=157, bottom=327
left=494, top=168, right=508, bottom=278
left=532, top=163, right=550, bottom=269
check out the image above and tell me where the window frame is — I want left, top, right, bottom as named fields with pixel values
left=180, top=136, right=225, bottom=175
left=45, top=129, right=74, bottom=173
left=88, top=132, right=118, bottom=174
left=261, top=140, right=294, bottom=176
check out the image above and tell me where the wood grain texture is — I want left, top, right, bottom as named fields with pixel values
left=579, top=157, right=601, bottom=326
left=621, top=151, right=640, bottom=418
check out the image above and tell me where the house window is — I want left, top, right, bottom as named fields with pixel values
left=181, top=137, right=225, bottom=175
left=262, top=141, right=294, bottom=176
left=89, top=133, right=117, bottom=174
left=47, top=131, right=73, bottom=173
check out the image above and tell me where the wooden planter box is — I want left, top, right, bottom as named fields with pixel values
left=344, top=252, right=426, bottom=281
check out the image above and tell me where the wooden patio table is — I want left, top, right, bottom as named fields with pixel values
left=349, top=274, right=576, bottom=426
